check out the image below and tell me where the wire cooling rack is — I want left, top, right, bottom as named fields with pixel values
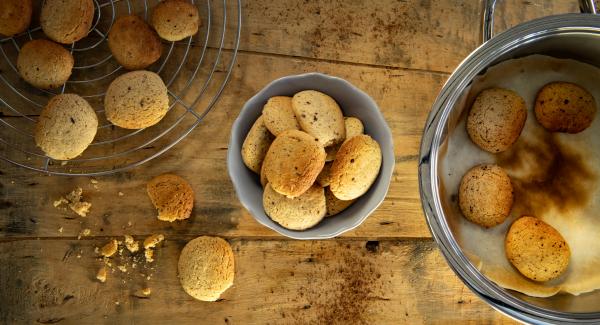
left=0, top=0, right=241, bottom=176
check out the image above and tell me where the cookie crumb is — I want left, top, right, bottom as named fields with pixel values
left=100, top=239, right=118, bottom=257
left=58, top=227, right=63, bottom=233
left=118, top=265, right=127, bottom=273
left=118, top=191, right=124, bottom=196
left=124, top=235, right=139, bottom=253
left=96, top=266, right=107, bottom=283
left=145, top=249, right=154, bottom=263
left=143, top=234, right=164, bottom=249
left=78, top=228, right=91, bottom=239
left=142, top=287, right=151, bottom=296
left=55, top=187, right=92, bottom=217
left=90, top=179, right=98, bottom=184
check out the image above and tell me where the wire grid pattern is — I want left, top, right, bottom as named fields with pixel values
left=0, top=0, right=241, bottom=176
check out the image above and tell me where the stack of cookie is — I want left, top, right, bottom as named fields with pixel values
left=459, top=82, right=597, bottom=282
left=1, top=0, right=201, bottom=161
left=242, top=90, right=383, bottom=231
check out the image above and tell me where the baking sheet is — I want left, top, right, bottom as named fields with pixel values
left=440, top=55, right=600, bottom=297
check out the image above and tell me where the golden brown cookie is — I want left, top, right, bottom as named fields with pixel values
left=41, top=0, right=94, bottom=44
left=35, top=94, right=98, bottom=160
left=263, top=183, right=326, bottom=230
left=242, top=116, right=274, bottom=174
left=316, top=162, right=332, bottom=187
left=108, top=15, right=162, bottom=70
left=467, top=88, right=527, bottom=153
left=292, top=90, right=345, bottom=146
left=17, top=39, right=74, bottom=89
left=178, top=236, right=234, bottom=301
left=262, top=130, right=326, bottom=198
left=330, top=135, right=382, bottom=200
left=505, top=216, right=570, bottom=282
left=325, top=187, right=355, bottom=217
left=262, top=96, right=301, bottom=136
left=458, top=164, right=513, bottom=228
left=534, top=82, right=597, bottom=133
left=151, top=0, right=201, bottom=42
left=323, top=117, right=365, bottom=161
left=104, top=70, right=169, bottom=129
left=0, top=0, right=32, bottom=37
left=147, top=173, right=194, bottom=222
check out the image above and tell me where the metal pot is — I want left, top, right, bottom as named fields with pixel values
left=419, top=0, right=600, bottom=323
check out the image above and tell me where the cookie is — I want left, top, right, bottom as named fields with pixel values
left=263, top=183, right=326, bottom=230
left=104, top=70, right=169, bottom=129
left=262, top=96, right=301, bottom=136
left=534, top=82, right=597, bottom=133
left=108, top=15, right=162, bottom=70
left=35, top=94, right=98, bottom=160
left=325, top=187, right=355, bottom=217
left=324, top=117, right=365, bottom=161
left=151, top=0, right=201, bottom=42
left=147, top=174, right=194, bottom=222
left=262, top=130, right=326, bottom=198
left=330, top=135, right=382, bottom=200
left=292, top=90, right=345, bottom=146
left=41, top=0, right=94, bottom=44
left=17, top=39, right=74, bottom=89
left=505, top=216, right=570, bottom=282
left=316, top=162, right=332, bottom=187
left=467, top=88, right=527, bottom=153
left=0, top=0, right=32, bottom=37
left=178, top=236, right=235, bottom=302
left=458, top=164, right=513, bottom=228
left=242, top=116, right=274, bottom=174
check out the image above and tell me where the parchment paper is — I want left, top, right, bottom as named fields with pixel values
left=440, top=55, right=600, bottom=297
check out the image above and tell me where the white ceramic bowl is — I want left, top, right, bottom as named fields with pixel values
left=227, top=73, right=394, bottom=239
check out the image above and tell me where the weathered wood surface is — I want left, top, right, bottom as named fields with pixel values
left=0, top=0, right=583, bottom=323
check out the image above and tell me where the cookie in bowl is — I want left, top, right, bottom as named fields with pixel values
left=263, top=183, right=326, bottom=230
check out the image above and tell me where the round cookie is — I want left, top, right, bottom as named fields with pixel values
left=0, top=0, right=32, bottom=37
left=178, top=236, right=234, bottom=301
left=241, top=116, right=274, bottom=174
left=534, top=82, right=596, bottom=133
left=467, top=88, right=527, bottom=153
left=151, top=0, right=201, bottom=42
left=292, top=90, right=345, bottom=146
left=104, top=70, right=169, bottom=129
left=35, top=94, right=98, bottom=160
left=41, top=0, right=94, bottom=44
left=505, top=216, right=570, bottom=282
left=325, top=187, right=355, bottom=217
left=262, top=96, right=301, bottom=136
left=108, top=15, right=162, bottom=70
left=17, top=39, right=74, bottom=89
left=263, top=183, right=326, bottom=230
left=330, top=135, right=382, bottom=201
left=458, top=164, right=513, bottom=228
left=147, top=173, right=194, bottom=222
left=262, top=130, right=326, bottom=198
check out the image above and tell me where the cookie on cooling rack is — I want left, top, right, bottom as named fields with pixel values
left=534, top=82, right=597, bottom=133
left=178, top=236, right=235, bottom=301
left=17, top=39, right=74, bottom=89
left=151, top=0, right=201, bottom=42
left=505, top=216, right=570, bottom=282
left=0, top=0, right=32, bottom=37
left=147, top=173, right=194, bottom=222
left=41, top=0, right=94, bottom=44
left=108, top=15, right=163, bottom=70
left=104, top=70, right=169, bottom=129
left=35, top=94, right=98, bottom=160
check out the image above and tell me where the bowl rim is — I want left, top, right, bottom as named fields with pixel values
left=227, top=72, right=394, bottom=240
left=419, top=14, right=600, bottom=323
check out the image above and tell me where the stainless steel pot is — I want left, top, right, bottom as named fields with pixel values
left=419, top=1, right=600, bottom=323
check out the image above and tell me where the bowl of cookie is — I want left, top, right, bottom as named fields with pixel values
left=228, top=73, right=394, bottom=239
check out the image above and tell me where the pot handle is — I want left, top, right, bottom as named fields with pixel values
left=482, top=0, right=598, bottom=43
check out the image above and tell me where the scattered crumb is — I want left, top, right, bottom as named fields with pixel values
left=124, top=235, right=139, bottom=253
left=76, top=254, right=81, bottom=259
left=96, top=267, right=107, bottom=283
left=90, top=179, right=98, bottom=184
left=100, top=240, right=118, bottom=257
left=118, top=191, right=124, bottom=196
left=115, top=301, right=120, bottom=306
left=77, top=228, right=91, bottom=240
left=142, top=287, right=152, bottom=296
left=132, top=263, right=137, bottom=269
left=94, top=247, right=99, bottom=254
left=10, top=180, right=15, bottom=184
left=58, top=227, right=63, bottom=233
left=54, top=187, right=92, bottom=217
left=127, top=221, right=132, bottom=227
left=117, top=265, right=127, bottom=273
left=145, top=249, right=154, bottom=263
left=143, top=234, right=164, bottom=249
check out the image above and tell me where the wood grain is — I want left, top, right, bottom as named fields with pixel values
left=0, top=238, right=515, bottom=324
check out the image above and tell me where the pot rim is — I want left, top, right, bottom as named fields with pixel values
left=419, top=13, right=600, bottom=324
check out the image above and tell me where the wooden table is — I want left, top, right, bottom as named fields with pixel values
left=0, top=1, right=582, bottom=324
